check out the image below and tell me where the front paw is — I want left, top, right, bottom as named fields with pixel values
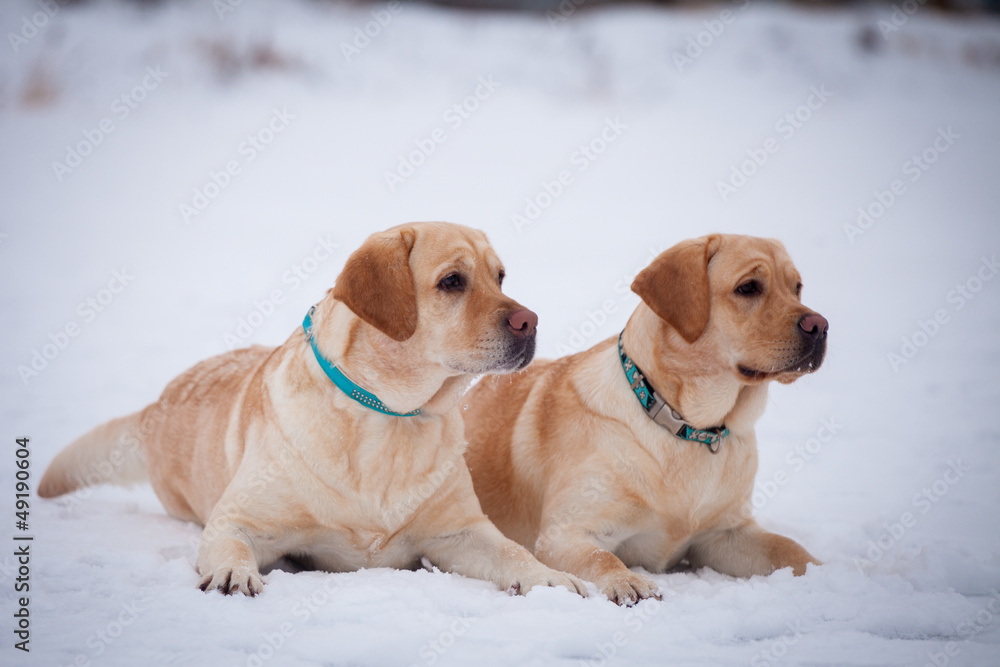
left=198, top=566, right=264, bottom=597
left=509, top=567, right=588, bottom=598
left=597, top=570, right=661, bottom=606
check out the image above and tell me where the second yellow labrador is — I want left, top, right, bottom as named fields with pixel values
left=464, top=234, right=827, bottom=605
left=40, top=222, right=585, bottom=598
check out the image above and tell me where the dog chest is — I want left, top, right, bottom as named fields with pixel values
left=287, top=454, right=465, bottom=566
left=614, top=435, right=757, bottom=568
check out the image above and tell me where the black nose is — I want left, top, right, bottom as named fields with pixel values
left=507, top=309, right=538, bottom=337
left=798, top=313, right=829, bottom=340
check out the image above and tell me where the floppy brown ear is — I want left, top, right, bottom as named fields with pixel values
left=631, top=235, right=722, bottom=344
left=332, top=228, right=418, bottom=341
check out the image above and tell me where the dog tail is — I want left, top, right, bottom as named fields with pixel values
left=38, top=410, right=150, bottom=498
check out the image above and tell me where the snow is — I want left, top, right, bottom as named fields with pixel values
left=2, top=0, right=1000, bottom=664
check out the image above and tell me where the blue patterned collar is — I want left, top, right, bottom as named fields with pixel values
left=302, top=306, right=421, bottom=417
left=617, top=331, right=728, bottom=453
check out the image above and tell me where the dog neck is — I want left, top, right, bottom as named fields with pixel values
left=622, top=304, right=768, bottom=434
left=303, top=300, right=464, bottom=416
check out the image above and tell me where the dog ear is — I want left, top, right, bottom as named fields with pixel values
left=631, top=235, right=722, bottom=344
left=333, top=228, right=418, bottom=342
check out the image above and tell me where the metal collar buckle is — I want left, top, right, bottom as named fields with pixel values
left=619, top=331, right=728, bottom=454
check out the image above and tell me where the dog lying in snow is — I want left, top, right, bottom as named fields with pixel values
left=463, top=234, right=826, bottom=604
left=40, top=222, right=585, bottom=598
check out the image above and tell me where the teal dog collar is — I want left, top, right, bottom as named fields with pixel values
left=302, top=306, right=421, bottom=417
left=617, top=331, right=728, bottom=452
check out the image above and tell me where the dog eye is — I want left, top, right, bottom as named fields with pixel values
left=735, top=280, right=760, bottom=296
left=498, top=270, right=505, bottom=287
left=795, top=282, right=803, bottom=297
left=438, top=273, right=465, bottom=292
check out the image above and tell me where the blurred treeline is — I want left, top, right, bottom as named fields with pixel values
left=56, top=0, right=1000, bottom=15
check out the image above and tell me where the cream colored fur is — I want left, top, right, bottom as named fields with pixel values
left=41, top=222, right=585, bottom=598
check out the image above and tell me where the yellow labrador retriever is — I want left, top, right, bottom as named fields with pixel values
left=40, top=222, right=585, bottom=598
left=463, top=234, right=827, bottom=605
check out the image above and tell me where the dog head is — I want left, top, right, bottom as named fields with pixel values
left=332, top=222, right=537, bottom=374
left=632, top=234, right=827, bottom=385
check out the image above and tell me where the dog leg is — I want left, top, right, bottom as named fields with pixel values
left=535, top=531, right=660, bottom=606
left=688, top=522, right=820, bottom=577
left=420, top=518, right=587, bottom=597
left=196, top=511, right=266, bottom=596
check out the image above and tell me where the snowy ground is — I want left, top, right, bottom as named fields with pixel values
left=2, top=0, right=1000, bottom=665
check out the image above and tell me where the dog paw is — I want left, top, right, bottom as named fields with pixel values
left=508, top=567, right=588, bottom=598
left=198, top=566, right=264, bottom=597
left=598, top=571, right=661, bottom=606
